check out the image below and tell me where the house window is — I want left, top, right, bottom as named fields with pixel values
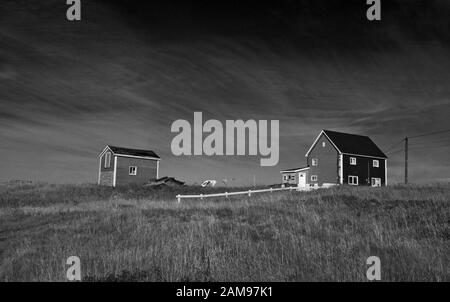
left=311, top=175, right=318, bottom=182
left=350, top=157, right=357, bottom=165
left=129, top=166, right=137, bottom=176
left=312, top=158, right=318, bottom=166
left=283, top=175, right=288, bottom=181
left=348, top=175, right=358, bottom=185
left=289, top=175, right=295, bottom=180
left=322, top=141, right=326, bottom=147
left=104, top=152, right=111, bottom=168
left=373, top=160, right=379, bottom=167
left=371, top=178, right=381, bottom=187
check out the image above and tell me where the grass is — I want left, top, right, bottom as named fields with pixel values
left=0, top=182, right=449, bottom=281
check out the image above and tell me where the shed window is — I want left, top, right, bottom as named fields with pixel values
left=104, top=152, right=111, bottom=168
left=348, top=175, right=358, bottom=185
left=311, top=175, right=318, bottom=182
left=129, top=166, right=137, bottom=176
left=350, top=157, right=357, bottom=165
left=373, top=160, right=379, bottom=167
left=312, top=158, right=318, bottom=166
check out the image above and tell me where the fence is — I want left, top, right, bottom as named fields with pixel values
left=175, top=186, right=308, bottom=202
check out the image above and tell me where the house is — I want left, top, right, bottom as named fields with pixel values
left=98, top=145, right=160, bottom=187
left=281, top=130, right=388, bottom=188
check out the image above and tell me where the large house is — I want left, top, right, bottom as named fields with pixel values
left=98, top=145, right=160, bottom=187
left=281, top=130, right=388, bottom=188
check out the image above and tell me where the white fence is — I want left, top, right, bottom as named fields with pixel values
left=176, top=186, right=309, bottom=202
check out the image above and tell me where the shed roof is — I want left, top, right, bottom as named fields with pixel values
left=280, top=166, right=310, bottom=173
left=106, top=145, right=160, bottom=159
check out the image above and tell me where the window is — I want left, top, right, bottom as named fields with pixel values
left=283, top=175, right=288, bottom=181
left=289, top=175, right=295, bottom=180
left=129, top=166, right=137, bottom=176
left=311, top=175, right=318, bottom=182
left=373, top=160, right=379, bottom=168
left=312, top=158, right=318, bottom=166
left=104, top=152, right=111, bottom=168
left=350, top=157, right=357, bottom=165
left=322, top=141, right=326, bottom=147
left=371, top=178, right=381, bottom=187
left=348, top=175, right=358, bottom=185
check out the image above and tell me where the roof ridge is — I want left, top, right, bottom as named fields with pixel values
left=323, top=129, right=370, bottom=138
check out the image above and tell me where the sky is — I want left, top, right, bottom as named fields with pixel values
left=0, top=0, right=449, bottom=185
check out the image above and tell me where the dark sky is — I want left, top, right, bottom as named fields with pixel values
left=0, top=0, right=449, bottom=185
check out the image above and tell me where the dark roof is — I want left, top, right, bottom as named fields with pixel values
left=156, top=176, right=185, bottom=185
left=322, top=130, right=387, bottom=158
left=107, top=145, right=160, bottom=159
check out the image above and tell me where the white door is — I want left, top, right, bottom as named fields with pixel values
left=371, top=178, right=381, bottom=187
left=298, top=172, right=306, bottom=187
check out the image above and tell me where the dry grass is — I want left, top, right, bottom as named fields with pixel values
left=0, top=183, right=449, bottom=281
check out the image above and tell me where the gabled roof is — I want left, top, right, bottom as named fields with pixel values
left=306, top=130, right=388, bottom=159
left=100, top=145, right=160, bottom=159
left=280, top=166, right=310, bottom=173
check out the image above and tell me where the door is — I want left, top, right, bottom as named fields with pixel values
left=371, top=178, right=381, bottom=187
left=298, top=172, right=306, bottom=187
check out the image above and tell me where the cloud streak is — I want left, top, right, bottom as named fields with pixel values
left=0, top=0, right=449, bottom=184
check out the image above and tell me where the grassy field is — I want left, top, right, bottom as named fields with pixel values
left=0, top=182, right=449, bottom=281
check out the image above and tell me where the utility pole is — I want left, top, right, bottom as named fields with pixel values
left=404, top=137, right=408, bottom=184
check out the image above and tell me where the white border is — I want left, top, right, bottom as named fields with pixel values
left=157, top=161, right=160, bottom=179
left=280, top=167, right=310, bottom=173
left=305, top=130, right=341, bottom=157
left=113, top=156, right=117, bottom=187
left=385, top=159, right=388, bottom=186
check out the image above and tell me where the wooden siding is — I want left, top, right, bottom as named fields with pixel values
left=100, top=151, right=115, bottom=172
left=99, top=171, right=114, bottom=186
left=115, top=156, right=158, bottom=186
left=342, top=155, right=386, bottom=186
left=307, top=133, right=339, bottom=185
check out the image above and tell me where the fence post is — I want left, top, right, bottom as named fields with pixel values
left=270, top=187, right=273, bottom=193
left=248, top=190, right=251, bottom=197
left=200, top=194, right=203, bottom=200
left=176, top=195, right=181, bottom=203
left=225, top=192, right=228, bottom=198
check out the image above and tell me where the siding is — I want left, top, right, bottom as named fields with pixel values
left=100, top=151, right=115, bottom=172
left=342, top=155, right=386, bottom=186
left=99, top=171, right=114, bottom=186
left=115, top=156, right=158, bottom=186
left=307, top=134, right=339, bottom=185
left=98, top=151, right=115, bottom=186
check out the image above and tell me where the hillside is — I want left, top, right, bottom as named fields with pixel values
left=0, top=183, right=449, bottom=281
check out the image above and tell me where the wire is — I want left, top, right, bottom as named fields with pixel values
left=409, top=138, right=450, bottom=147
left=409, top=129, right=450, bottom=139
left=386, top=149, right=404, bottom=156
left=409, top=143, right=450, bottom=151
left=384, top=139, right=405, bottom=153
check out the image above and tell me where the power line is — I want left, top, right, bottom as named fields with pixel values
left=408, top=129, right=450, bottom=139
left=384, top=139, right=405, bottom=153
left=409, top=138, right=450, bottom=147
left=409, top=143, right=450, bottom=151
left=387, top=149, right=404, bottom=156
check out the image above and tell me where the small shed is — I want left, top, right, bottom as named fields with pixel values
left=98, top=145, right=160, bottom=187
